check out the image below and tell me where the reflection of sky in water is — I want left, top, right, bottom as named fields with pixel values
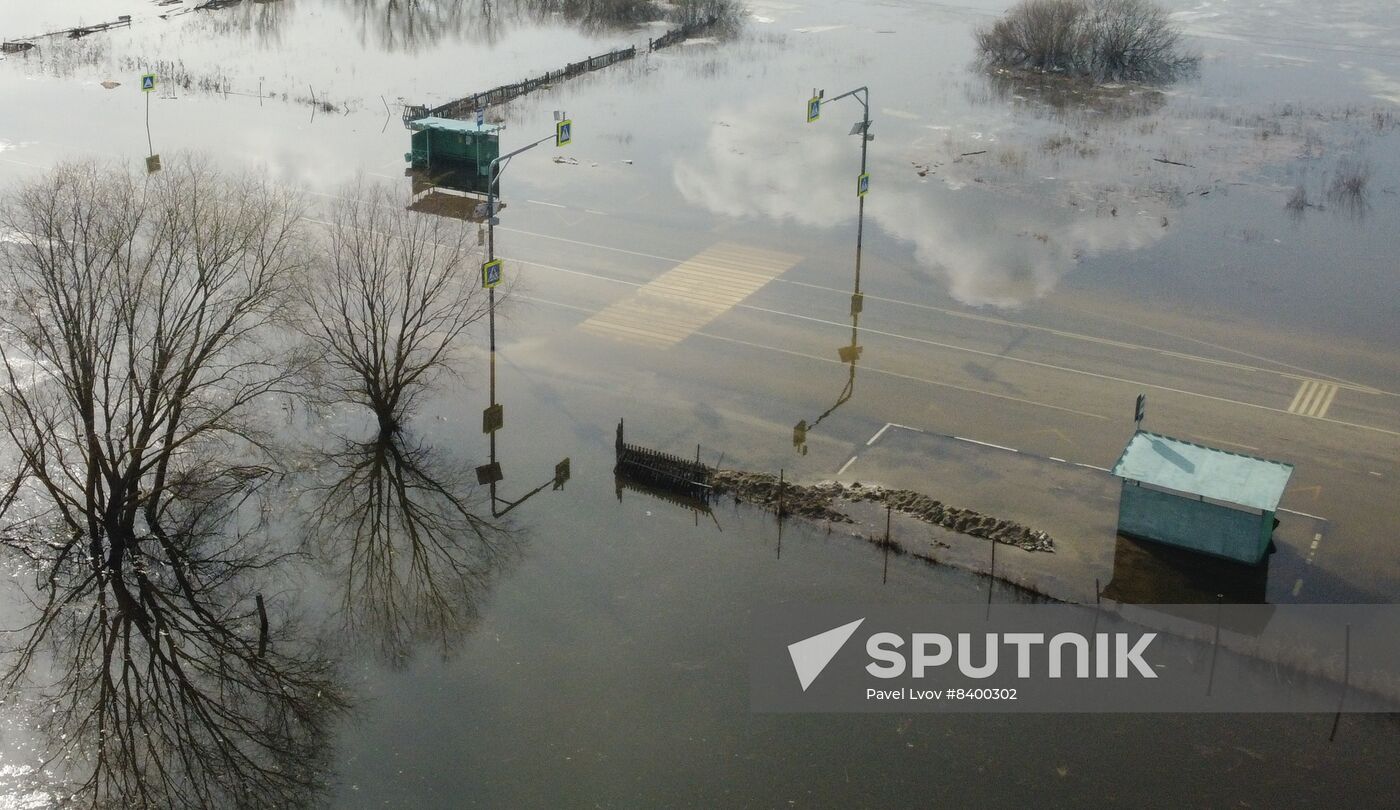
left=1, top=0, right=1398, bottom=326
left=674, top=96, right=1169, bottom=306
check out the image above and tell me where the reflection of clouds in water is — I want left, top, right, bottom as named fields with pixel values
left=674, top=105, right=1166, bottom=307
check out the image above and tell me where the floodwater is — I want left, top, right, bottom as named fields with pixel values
left=2, top=0, right=1400, bottom=806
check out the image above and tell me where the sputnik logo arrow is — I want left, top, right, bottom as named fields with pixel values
left=787, top=618, right=864, bottom=691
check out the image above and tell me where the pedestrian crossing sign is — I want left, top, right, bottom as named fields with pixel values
left=482, top=259, right=503, bottom=289
left=141, top=73, right=156, bottom=92
left=556, top=119, right=572, bottom=147
left=857, top=172, right=870, bottom=197
left=806, top=96, right=821, bottom=123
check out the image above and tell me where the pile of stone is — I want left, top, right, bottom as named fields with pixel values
left=708, top=470, right=1055, bottom=553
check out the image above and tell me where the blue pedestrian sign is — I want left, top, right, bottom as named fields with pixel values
left=857, top=172, right=870, bottom=197
left=481, top=258, right=503, bottom=289
left=806, top=96, right=821, bottom=123
left=141, top=73, right=157, bottom=93
left=556, top=119, right=572, bottom=147
left=476, top=108, right=485, bottom=127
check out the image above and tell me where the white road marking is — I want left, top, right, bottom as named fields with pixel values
left=1292, top=578, right=1304, bottom=596
left=697, top=333, right=1110, bottom=420
left=1288, top=379, right=1339, bottom=418
left=837, top=455, right=859, bottom=475
left=953, top=436, right=1019, bottom=454
left=866, top=423, right=892, bottom=446
left=527, top=199, right=567, bottom=208
left=1277, top=507, right=1329, bottom=521
left=580, top=244, right=801, bottom=347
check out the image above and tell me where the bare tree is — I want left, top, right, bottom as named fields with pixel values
left=977, top=0, right=1198, bottom=83
left=304, top=434, right=514, bottom=664
left=0, top=156, right=337, bottom=807
left=304, top=180, right=490, bottom=438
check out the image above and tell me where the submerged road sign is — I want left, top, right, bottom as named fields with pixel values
left=141, top=73, right=156, bottom=92
left=806, top=96, right=821, bottom=123
left=857, top=172, right=870, bottom=197
left=481, top=258, right=503, bottom=289
left=556, top=119, right=572, bottom=146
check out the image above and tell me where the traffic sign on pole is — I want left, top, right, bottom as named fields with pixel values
left=141, top=73, right=157, bottom=92
left=857, top=172, right=870, bottom=197
left=806, top=96, right=821, bottom=123
left=555, top=119, right=572, bottom=146
left=481, top=258, right=503, bottom=289
left=476, top=107, right=485, bottom=127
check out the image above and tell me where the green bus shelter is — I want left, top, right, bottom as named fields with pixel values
left=406, top=116, right=502, bottom=196
left=1111, top=431, right=1293, bottom=565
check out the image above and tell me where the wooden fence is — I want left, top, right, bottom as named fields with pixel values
left=614, top=419, right=712, bottom=502
left=402, top=17, right=722, bottom=127
left=405, top=45, right=637, bottom=126
left=648, top=16, right=719, bottom=51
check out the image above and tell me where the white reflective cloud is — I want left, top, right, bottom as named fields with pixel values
left=673, top=101, right=1168, bottom=308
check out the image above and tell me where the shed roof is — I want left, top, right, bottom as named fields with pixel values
left=409, top=116, right=501, bottom=134
left=1110, top=431, right=1293, bottom=512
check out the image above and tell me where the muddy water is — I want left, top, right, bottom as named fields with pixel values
left=2, top=0, right=1400, bottom=806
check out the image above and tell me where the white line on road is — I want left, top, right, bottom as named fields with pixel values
left=866, top=424, right=893, bottom=446
left=1292, top=578, right=1304, bottom=596
left=527, top=199, right=567, bottom=208
left=1278, top=507, right=1329, bottom=521
left=697, top=333, right=1110, bottom=420
left=837, top=455, right=859, bottom=475
left=953, top=436, right=1019, bottom=454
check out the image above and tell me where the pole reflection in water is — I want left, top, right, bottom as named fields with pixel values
left=477, top=127, right=572, bottom=516
left=305, top=434, right=519, bottom=663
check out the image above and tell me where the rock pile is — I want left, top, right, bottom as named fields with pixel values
left=708, top=470, right=1055, bottom=553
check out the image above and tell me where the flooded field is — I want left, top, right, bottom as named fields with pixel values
left=2, top=0, right=1399, bottom=806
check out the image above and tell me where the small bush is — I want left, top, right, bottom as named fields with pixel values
left=977, top=0, right=1199, bottom=83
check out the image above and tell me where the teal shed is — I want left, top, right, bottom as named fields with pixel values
left=1110, top=431, right=1293, bottom=565
left=406, top=116, right=502, bottom=195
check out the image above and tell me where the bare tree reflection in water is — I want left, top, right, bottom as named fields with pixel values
left=344, top=0, right=744, bottom=49
left=305, top=434, right=515, bottom=663
left=0, top=157, right=345, bottom=808
left=303, top=179, right=512, bottom=663
left=980, top=67, right=1167, bottom=122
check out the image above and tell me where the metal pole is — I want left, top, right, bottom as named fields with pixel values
left=855, top=88, right=868, bottom=294
left=1330, top=623, right=1351, bottom=742
left=1207, top=592, right=1223, bottom=697
left=883, top=503, right=892, bottom=585
left=145, top=91, right=153, bottom=156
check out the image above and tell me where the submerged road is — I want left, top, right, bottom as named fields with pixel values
left=479, top=199, right=1400, bottom=602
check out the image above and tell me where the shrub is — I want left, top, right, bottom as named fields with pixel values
left=977, top=0, right=1199, bottom=83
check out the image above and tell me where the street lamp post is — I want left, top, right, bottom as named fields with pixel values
left=476, top=118, right=573, bottom=516
left=793, top=86, right=872, bottom=454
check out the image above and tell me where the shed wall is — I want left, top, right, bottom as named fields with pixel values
left=1117, top=481, right=1269, bottom=564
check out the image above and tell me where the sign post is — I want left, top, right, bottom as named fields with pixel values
left=141, top=73, right=159, bottom=172
left=555, top=119, right=572, bottom=147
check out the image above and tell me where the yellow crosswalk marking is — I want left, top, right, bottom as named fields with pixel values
left=579, top=243, right=801, bottom=347
left=1287, top=379, right=1339, bottom=418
